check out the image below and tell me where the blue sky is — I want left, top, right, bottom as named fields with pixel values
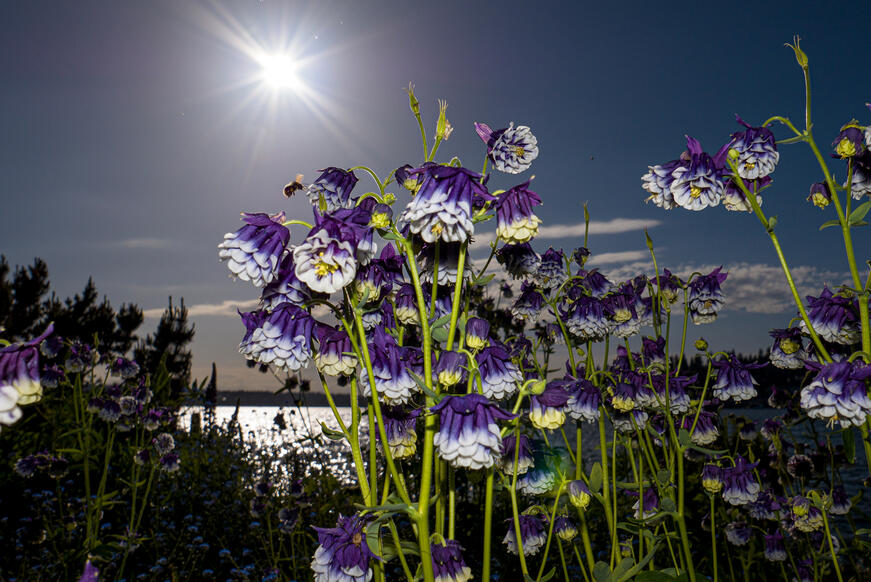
left=2, top=0, right=870, bottom=390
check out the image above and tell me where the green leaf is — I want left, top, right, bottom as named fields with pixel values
left=852, top=220, right=869, bottom=228
left=365, top=521, right=383, bottom=558
left=613, top=557, right=634, bottom=578
left=472, top=273, right=496, bottom=286
left=656, top=468, right=671, bottom=485
left=381, top=230, right=401, bottom=241
left=843, top=426, right=857, bottom=464
left=319, top=422, right=347, bottom=441
left=677, top=428, right=691, bottom=447
left=848, top=200, right=871, bottom=225
left=660, top=497, right=676, bottom=512
left=593, top=561, right=612, bottom=582
left=819, top=219, right=841, bottom=231
left=430, top=327, right=449, bottom=343
left=431, top=314, right=452, bottom=329
left=539, top=568, right=557, bottom=582
left=589, top=463, right=603, bottom=493
left=768, top=215, right=778, bottom=229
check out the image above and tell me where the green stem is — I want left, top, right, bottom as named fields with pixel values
left=445, top=242, right=467, bottom=350
left=482, top=469, right=495, bottom=582
left=710, top=495, right=718, bottom=582
left=536, top=482, right=565, bottom=582
left=822, top=510, right=844, bottom=582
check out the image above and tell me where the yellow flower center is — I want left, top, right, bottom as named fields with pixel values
left=836, top=138, right=856, bottom=158
left=314, top=252, right=339, bottom=278
left=744, top=161, right=755, bottom=171
left=513, top=145, right=526, bottom=158
left=431, top=222, right=444, bottom=236
left=780, top=338, right=800, bottom=355
left=353, top=532, right=363, bottom=546
left=690, top=186, right=702, bottom=199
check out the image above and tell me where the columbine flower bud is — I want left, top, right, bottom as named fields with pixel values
left=695, top=338, right=708, bottom=351
left=833, top=124, right=866, bottom=159
left=807, top=182, right=832, bottom=209
left=406, top=83, right=420, bottom=115
left=568, top=480, right=592, bottom=510
left=436, top=351, right=465, bottom=387
left=436, top=99, right=449, bottom=140
left=701, top=464, right=723, bottom=494
left=369, top=203, right=393, bottom=229
left=464, top=318, right=490, bottom=351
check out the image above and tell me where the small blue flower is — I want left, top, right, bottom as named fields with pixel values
left=503, top=514, right=546, bottom=555
left=807, top=181, right=833, bottom=208
left=475, top=122, right=539, bottom=174
left=553, top=516, right=577, bottom=541
left=711, top=354, right=764, bottom=403
left=832, top=124, right=866, bottom=159
left=688, top=267, right=727, bottom=324
left=374, top=406, right=420, bottom=459
left=465, top=318, right=490, bottom=351
left=701, top=464, right=723, bottom=494
left=219, top=212, right=289, bottom=287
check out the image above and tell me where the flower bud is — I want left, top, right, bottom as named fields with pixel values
left=694, top=338, right=708, bottom=351
left=436, top=99, right=449, bottom=140
left=406, top=83, right=420, bottom=116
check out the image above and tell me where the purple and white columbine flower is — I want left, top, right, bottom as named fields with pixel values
left=800, top=360, right=871, bottom=427
left=833, top=125, right=866, bottom=159
left=847, top=151, right=871, bottom=199
left=561, top=295, right=612, bottom=340
left=306, top=167, right=359, bottom=213
left=400, top=164, right=490, bottom=243
left=631, top=489, right=659, bottom=520
left=0, top=325, right=53, bottom=428
left=670, top=136, right=728, bottom=211
left=359, top=330, right=419, bottom=406
left=764, top=531, right=787, bottom=561
left=642, top=158, right=682, bottom=209
left=529, top=384, right=571, bottom=429
left=496, top=243, right=541, bottom=279
left=722, top=456, right=759, bottom=505
left=465, top=318, right=490, bottom=351
left=495, top=180, right=542, bottom=244
left=723, top=175, right=770, bottom=212
left=476, top=346, right=521, bottom=400
left=808, top=181, right=833, bottom=208
left=554, top=516, right=578, bottom=541
left=503, top=514, right=547, bottom=556
left=311, top=514, right=376, bottom=582
left=436, top=351, right=466, bottom=387
left=769, top=327, right=806, bottom=369
left=430, top=539, right=472, bottom=582
left=701, top=464, right=723, bottom=494
left=239, top=304, right=316, bottom=372
left=568, top=480, right=592, bottom=509
left=419, top=242, right=472, bottom=286
left=475, top=122, right=539, bottom=174
left=711, top=354, right=764, bottom=403
left=729, top=116, right=780, bottom=179
left=374, top=406, right=420, bottom=460
left=511, top=282, right=545, bottom=321
left=260, top=254, right=313, bottom=310
left=725, top=522, right=752, bottom=546
left=688, top=267, right=727, bottom=324
left=315, top=327, right=358, bottom=377
left=829, top=486, right=851, bottom=515
left=802, top=287, right=860, bottom=345
left=563, top=377, right=602, bottom=423
left=500, top=433, right=534, bottom=475
left=431, top=394, right=516, bottom=470
left=535, top=248, right=567, bottom=290
left=293, top=220, right=359, bottom=294
left=219, top=212, right=289, bottom=287
left=393, top=284, right=419, bottom=326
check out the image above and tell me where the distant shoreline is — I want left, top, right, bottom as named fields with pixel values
left=213, top=390, right=352, bottom=408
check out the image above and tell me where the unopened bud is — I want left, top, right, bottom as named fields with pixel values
left=694, top=338, right=708, bottom=351
left=406, top=83, right=420, bottom=116
left=436, top=99, right=449, bottom=140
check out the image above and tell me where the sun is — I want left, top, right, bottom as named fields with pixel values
left=258, top=53, right=299, bottom=90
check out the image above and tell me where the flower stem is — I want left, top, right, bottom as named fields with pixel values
left=482, top=469, right=495, bottom=582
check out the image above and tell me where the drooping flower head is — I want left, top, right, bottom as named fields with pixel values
left=535, top=248, right=567, bottom=290
left=528, top=384, right=571, bottom=430
left=393, top=284, right=419, bottom=326
left=800, top=360, right=871, bottom=427
left=642, top=158, right=683, bottom=209
left=729, top=116, right=780, bottom=179
left=238, top=304, right=316, bottom=372
left=0, top=325, right=54, bottom=431
left=517, top=445, right=565, bottom=496
left=832, top=124, right=866, bottom=159
left=374, top=406, right=421, bottom=460
left=511, top=282, right=545, bottom=321
left=219, top=212, right=289, bottom=287
left=315, top=327, right=358, bottom=377
left=436, top=351, right=466, bottom=387
left=725, top=522, right=752, bottom=546
left=578, top=269, right=614, bottom=298
left=475, top=122, right=539, bottom=174
left=764, top=531, right=787, bottom=561
left=465, top=318, right=490, bottom=351
left=503, top=514, right=547, bottom=555
left=561, top=295, right=612, bottom=341
left=701, top=464, right=723, bottom=494
left=769, top=327, right=806, bottom=369
left=476, top=346, right=521, bottom=400
left=306, top=167, right=359, bottom=213
left=354, top=244, right=404, bottom=302
left=562, top=377, right=602, bottom=423
left=553, top=516, right=578, bottom=541
left=682, top=410, right=719, bottom=446
left=723, top=175, right=770, bottom=212
left=500, top=432, right=534, bottom=475
left=568, top=479, right=592, bottom=510
left=495, top=180, right=542, bottom=244
left=829, top=485, right=851, bottom=515
left=359, top=329, right=420, bottom=406
left=802, top=287, right=860, bottom=345
left=260, top=254, right=313, bottom=310
left=791, top=495, right=823, bottom=532
left=400, top=164, right=491, bottom=243
left=431, top=393, right=516, bottom=470
left=846, top=151, right=871, bottom=200
left=688, top=267, right=728, bottom=324
left=629, top=488, right=659, bottom=520
left=311, top=514, right=376, bottom=582
left=670, top=136, right=729, bottom=211
left=807, top=181, right=833, bottom=208
left=722, top=456, right=760, bottom=505
left=711, top=353, right=765, bottom=403
left=496, top=243, right=541, bottom=279
left=605, top=287, right=641, bottom=339
left=430, top=538, right=472, bottom=582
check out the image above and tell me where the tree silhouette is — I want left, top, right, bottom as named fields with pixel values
left=134, top=297, right=195, bottom=399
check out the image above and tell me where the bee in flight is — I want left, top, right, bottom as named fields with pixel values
left=283, top=174, right=306, bottom=198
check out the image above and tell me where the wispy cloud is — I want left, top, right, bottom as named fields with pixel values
left=143, top=298, right=258, bottom=319
left=588, top=250, right=650, bottom=265
left=119, top=238, right=173, bottom=250
left=471, top=217, right=661, bottom=249
left=603, top=261, right=848, bottom=315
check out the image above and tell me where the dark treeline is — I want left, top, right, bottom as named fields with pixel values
left=0, top=255, right=195, bottom=397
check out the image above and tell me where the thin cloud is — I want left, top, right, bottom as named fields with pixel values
left=588, top=250, right=650, bottom=265
left=119, top=238, right=173, bottom=250
left=143, top=298, right=258, bottom=319
left=471, top=217, right=661, bottom=249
